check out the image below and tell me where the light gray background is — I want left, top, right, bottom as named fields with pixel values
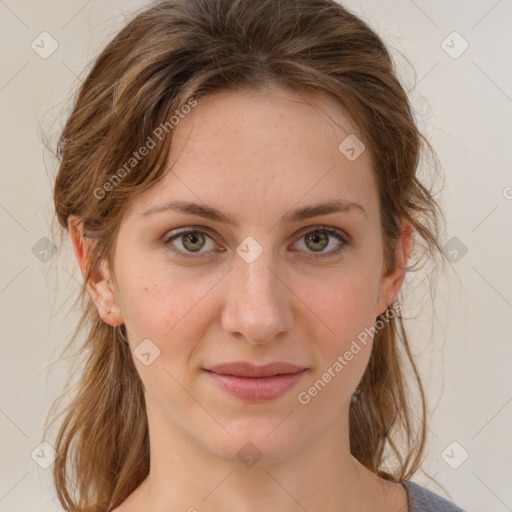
left=1, top=1, right=511, bottom=510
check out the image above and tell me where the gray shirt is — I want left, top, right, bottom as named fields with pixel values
left=402, top=481, right=466, bottom=512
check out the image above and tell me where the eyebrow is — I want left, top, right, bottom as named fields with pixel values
left=141, top=199, right=367, bottom=225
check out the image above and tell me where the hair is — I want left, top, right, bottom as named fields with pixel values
left=44, top=0, right=447, bottom=510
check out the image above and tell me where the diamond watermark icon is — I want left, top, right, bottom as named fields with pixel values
left=31, top=441, right=57, bottom=469
left=32, top=237, right=58, bottom=263
left=338, top=134, right=365, bottom=161
left=441, top=441, right=469, bottom=469
left=236, top=236, right=263, bottom=264
left=237, top=442, right=262, bottom=468
left=31, top=31, right=59, bottom=59
left=443, top=236, right=468, bottom=263
left=441, top=31, right=469, bottom=59
left=134, top=338, right=161, bottom=366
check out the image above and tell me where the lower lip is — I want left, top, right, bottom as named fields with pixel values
left=205, top=370, right=307, bottom=401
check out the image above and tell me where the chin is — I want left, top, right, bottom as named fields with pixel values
left=202, top=419, right=309, bottom=467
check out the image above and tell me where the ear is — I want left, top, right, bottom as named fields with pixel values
left=375, top=217, right=413, bottom=316
left=68, top=215, right=124, bottom=326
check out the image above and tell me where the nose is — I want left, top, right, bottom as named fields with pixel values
left=221, top=248, right=294, bottom=345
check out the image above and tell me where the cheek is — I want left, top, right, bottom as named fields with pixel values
left=301, top=265, right=381, bottom=387
left=296, top=274, right=377, bottom=411
left=308, top=267, right=381, bottom=342
left=117, top=259, right=223, bottom=349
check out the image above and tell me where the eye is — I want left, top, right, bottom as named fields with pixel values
left=291, top=227, right=349, bottom=259
left=164, top=228, right=220, bottom=260
left=163, top=226, right=349, bottom=261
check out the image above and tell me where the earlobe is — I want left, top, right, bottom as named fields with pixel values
left=67, top=215, right=124, bottom=327
left=376, top=217, right=413, bottom=316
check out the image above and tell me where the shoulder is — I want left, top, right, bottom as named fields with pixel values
left=402, top=481, right=466, bottom=512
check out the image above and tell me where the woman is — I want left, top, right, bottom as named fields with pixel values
left=45, top=0, right=465, bottom=510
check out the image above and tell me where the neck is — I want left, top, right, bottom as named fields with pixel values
left=132, top=399, right=377, bottom=512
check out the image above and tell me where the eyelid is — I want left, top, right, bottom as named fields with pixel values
left=163, top=226, right=225, bottom=261
left=289, top=226, right=349, bottom=259
left=163, top=226, right=220, bottom=247
left=163, top=224, right=349, bottom=243
left=293, top=224, right=351, bottom=243
left=163, top=224, right=350, bottom=260
left=163, top=225, right=224, bottom=243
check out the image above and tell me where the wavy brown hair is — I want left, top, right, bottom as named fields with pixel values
left=44, top=0, right=447, bottom=510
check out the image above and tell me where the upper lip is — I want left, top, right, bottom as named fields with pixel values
left=205, top=362, right=307, bottom=377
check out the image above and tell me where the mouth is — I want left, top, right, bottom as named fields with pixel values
left=203, top=362, right=308, bottom=401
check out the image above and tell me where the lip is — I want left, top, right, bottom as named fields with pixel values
left=204, top=362, right=307, bottom=402
left=207, top=361, right=306, bottom=377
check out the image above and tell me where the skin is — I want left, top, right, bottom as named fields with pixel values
left=69, top=84, right=412, bottom=512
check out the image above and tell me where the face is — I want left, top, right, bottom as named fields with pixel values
left=75, top=84, right=409, bottom=465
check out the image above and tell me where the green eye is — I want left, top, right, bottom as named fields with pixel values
left=164, top=226, right=349, bottom=261
left=164, top=229, right=217, bottom=260
left=292, top=228, right=348, bottom=259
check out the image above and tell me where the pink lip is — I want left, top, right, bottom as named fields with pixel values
left=204, top=362, right=307, bottom=401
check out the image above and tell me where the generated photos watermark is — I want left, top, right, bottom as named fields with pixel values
left=297, top=301, right=402, bottom=405
left=93, top=96, right=199, bottom=200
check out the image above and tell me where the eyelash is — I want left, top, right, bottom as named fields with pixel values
left=163, top=226, right=350, bottom=261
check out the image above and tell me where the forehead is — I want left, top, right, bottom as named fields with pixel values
left=172, top=85, right=362, bottom=159
left=125, top=84, right=379, bottom=225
